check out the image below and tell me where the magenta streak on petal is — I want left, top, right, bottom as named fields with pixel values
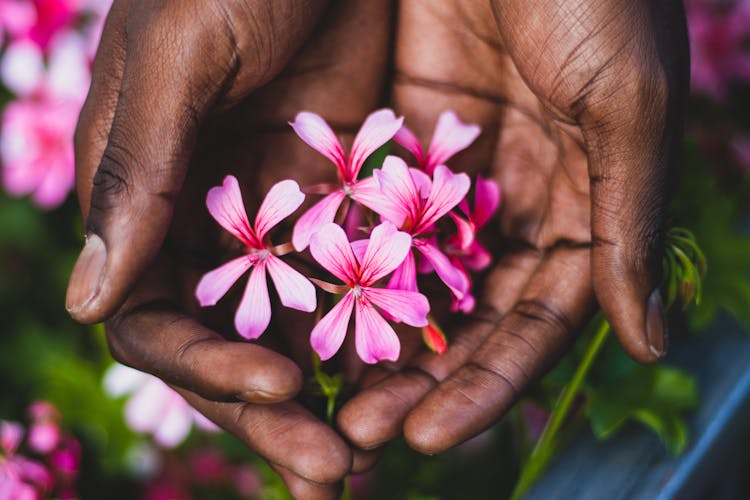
left=471, top=175, right=501, bottom=229
left=359, top=222, right=412, bottom=285
left=393, top=124, right=425, bottom=166
left=449, top=211, right=476, bottom=252
left=414, top=165, right=470, bottom=235
left=386, top=249, right=418, bottom=292
left=415, top=239, right=469, bottom=300
left=206, top=175, right=260, bottom=249
left=372, top=156, right=421, bottom=228
left=309, top=222, right=360, bottom=285
left=347, top=109, right=403, bottom=182
left=425, top=110, right=481, bottom=173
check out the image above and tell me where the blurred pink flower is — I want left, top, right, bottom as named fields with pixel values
left=1, top=33, right=91, bottom=208
left=290, top=109, right=404, bottom=250
left=0, top=420, right=54, bottom=500
left=394, top=110, right=480, bottom=175
left=27, top=401, right=62, bottom=455
left=309, top=221, right=429, bottom=363
left=687, top=0, right=750, bottom=100
left=195, top=176, right=316, bottom=339
left=104, top=364, right=220, bottom=449
left=362, top=155, right=471, bottom=304
left=0, top=0, right=80, bottom=50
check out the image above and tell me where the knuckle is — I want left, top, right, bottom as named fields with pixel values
left=512, top=298, right=573, bottom=336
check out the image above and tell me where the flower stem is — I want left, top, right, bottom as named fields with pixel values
left=511, top=315, right=610, bottom=500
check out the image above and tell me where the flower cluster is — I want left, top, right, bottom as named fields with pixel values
left=0, top=0, right=110, bottom=208
left=0, top=401, right=81, bottom=500
left=196, top=109, right=500, bottom=364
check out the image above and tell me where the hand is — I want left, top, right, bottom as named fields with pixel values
left=338, top=0, right=689, bottom=454
left=66, top=0, right=392, bottom=496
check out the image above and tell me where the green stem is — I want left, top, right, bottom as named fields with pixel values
left=511, top=316, right=611, bottom=500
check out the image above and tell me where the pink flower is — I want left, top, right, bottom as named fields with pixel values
left=0, top=420, right=54, bottom=500
left=195, top=175, right=316, bottom=339
left=1, top=33, right=91, bottom=208
left=394, top=110, right=480, bottom=175
left=687, top=0, right=750, bottom=100
left=27, top=401, right=61, bottom=455
left=362, top=155, right=471, bottom=303
left=104, top=364, right=220, bottom=449
left=0, top=0, right=80, bottom=51
left=446, top=175, right=501, bottom=312
left=309, top=222, right=430, bottom=364
left=289, top=109, right=404, bottom=250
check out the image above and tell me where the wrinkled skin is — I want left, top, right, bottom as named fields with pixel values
left=67, top=0, right=688, bottom=497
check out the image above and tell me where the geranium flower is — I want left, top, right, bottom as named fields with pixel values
left=309, top=222, right=429, bottom=364
left=289, top=109, right=404, bottom=250
left=362, top=155, right=471, bottom=303
left=0, top=420, right=54, bottom=500
left=104, top=364, right=220, bottom=449
left=445, top=175, right=501, bottom=312
left=394, top=110, right=480, bottom=175
left=0, top=0, right=80, bottom=51
left=195, top=175, right=316, bottom=339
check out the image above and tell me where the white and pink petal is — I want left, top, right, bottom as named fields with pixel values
left=266, top=255, right=316, bottom=312
left=364, top=287, right=429, bottom=327
left=426, top=111, right=481, bottom=170
left=359, top=222, right=412, bottom=285
left=354, top=299, right=401, bottom=364
left=310, top=292, right=355, bottom=361
left=254, top=179, right=305, bottom=240
left=195, top=255, right=254, bottom=307
left=309, top=222, right=360, bottom=284
left=292, top=190, right=346, bottom=251
left=289, top=112, right=347, bottom=176
left=206, top=175, right=258, bottom=248
left=348, top=109, right=403, bottom=180
left=234, top=263, right=271, bottom=340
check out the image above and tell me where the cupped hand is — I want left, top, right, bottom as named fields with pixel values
left=338, top=0, right=689, bottom=455
left=66, top=0, right=392, bottom=496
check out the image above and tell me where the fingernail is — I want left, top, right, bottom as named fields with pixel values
left=66, top=234, right=106, bottom=314
left=645, top=289, right=668, bottom=359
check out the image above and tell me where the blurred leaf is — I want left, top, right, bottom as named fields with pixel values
left=671, top=141, right=750, bottom=330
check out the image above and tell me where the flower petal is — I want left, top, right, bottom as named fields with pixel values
left=348, top=109, right=403, bottom=180
left=103, top=364, right=149, bottom=398
left=471, top=175, right=501, bottom=229
left=310, top=292, right=354, bottom=361
left=266, top=255, right=316, bottom=312
left=1, top=421, right=24, bottom=454
left=386, top=249, right=418, bottom=292
left=370, top=156, right=421, bottom=227
left=364, top=287, right=429, bottom=327
left=206, top=175, right=259, bottom=248
left=234, top=262, right=271, bottom=340
left=125, top=378, right=169, bottom=434
left=394, top=124, right=425, bottom=166
left=463, top=241, right=493, bottom=271
left=292, top=190, right=346, bottom=251
left=289, top=112, right=347, bottom=177
left=154, top=397, right=194, bottom=448
left=416, top=165, right=470, bottom=234
left=309, top=222, right=359, bottom=284
left=354, top=299, right=401, bottom=364
left=360, top=222, right=412, bottom=285
left=254, top=179, right=305, bottom=240
left=195, top=255, right=254, bottom=307
left=426, top=110, right=481, bottom=172
left=415, top=240, right=469, bottom=299
left=348, top=176, right=406, bottom=227
left=449, top=211, right=476, bottom=252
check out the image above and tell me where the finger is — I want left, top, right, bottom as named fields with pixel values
left=104, top=255, right=302, bottom=403
left=176, top=389, right=352, bottom=486
left=66, top=2, right=326, bottom=323
left=351, top=447, right=380, bottom=474
left=271, top=464, right=343, bottom=500
left=337, top=250, right=540, bottom=449
left=582, top=12, right=690, bottom=363
left=403, top=247, right=595, bottom=454
left=73, top=0, right=126, bottom=218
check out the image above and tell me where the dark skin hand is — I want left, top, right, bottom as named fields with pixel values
left=67, top=0, right=392, bottom=497
left=337, top=0, right=689, bottom=454
left=66, top=0, right=689, bottom=495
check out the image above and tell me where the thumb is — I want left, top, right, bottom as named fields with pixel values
left=584, top=30, right=689, bottom=363
left=66, top=2, right=325, bottom=323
